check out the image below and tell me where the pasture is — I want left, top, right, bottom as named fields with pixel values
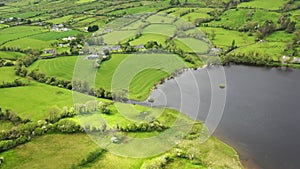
left=230, top=42, right=286, bottom=61
left=175, top=37, right=210, bottom=54
left=0, top=51, right=26, bottom=60
left=199, top=27, right=256, bottom=50
left=0, top=67, right=20, bottom=82
left=30, top=30, right=81, bottom=41
left=102, top=30, right=137, bottom=44
left=28, top=56, right=78, bottom=80
left=208, top=9, right=249, bottom=30
left=0, top=134, right=99, bottom=169
left=122, top=20, right=147, bottom=30
left=28, top=53, right=190, bottom=101
left=0, top=26, right=46, bottom=45
left=130, top=33, right=168, bottom=46
left=237, top=0, right=287, bottom=10
left=146, top=14, right=175, bottom=24
left=45, top=15, right=74, bottom=24
left=0, top=83, right=75, bottom=121
left=143, top=24, right=176, bottom=37
left=2, top=37, right=53, bottom=50
left=181, top=8, right=214, bottom=23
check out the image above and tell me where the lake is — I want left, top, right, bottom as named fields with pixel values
left=148, top=65, right=300, bottom=169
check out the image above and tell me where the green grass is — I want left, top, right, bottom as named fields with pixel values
left=130, top=33, right=168, bottom=46
left=46, top=15, right=74, bottom=24
left=0, top=26, right=46, bottom=45
left=2, top=37, right=54, bottom=50
left=0, top=24, right=9, bottom=29
left=230, top=42, right=286, bottom=61
left=28, top=53, right=190, bottom=101
left=266, top=31, right=294, bottom=42
left=0, top=51, right=26, bottom=60
left=102, top=30, right=137, bottom=44
left=165, top=137, right=243, bottom=169
left=122, top=20, right=147, bottom=30
left=175, top=38, right=210, bottom=54
left=146, top=14, right=175, bottom=24
left=0, top=83, right=75, bottom=121
left=0, top=134, right=99, bottom=169
left=181, top=8, right=214, bottom=23
left=208, top=9, right=249, bottom=30
left=143, top=24, right=176, bottom=37
left=199, top=27, right=256, bottom=50
left=0, top=67, right=20, bottom=82
left=76, top=0, right=95, bottom=4
left=88, top=152, right=143, bottom=169
left=3, top=11, right=41, bottom=19
left=28, top=56, right=78, bottom=80
left=238, top=0, right=286, bottom=10
left=129, top=69, right=168, bottom=100
left=30, top=30, right=81, bottom=41
left=107, top=1, right=168, bottom=15
left=252, top=10, right=280, bottom=27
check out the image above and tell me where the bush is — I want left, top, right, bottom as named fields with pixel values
left=79, top=149, right=105, bottom=166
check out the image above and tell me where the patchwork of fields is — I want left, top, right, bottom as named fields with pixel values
left=0, top=0, right=299, bottom=168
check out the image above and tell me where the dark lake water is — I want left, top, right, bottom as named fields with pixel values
left=148, top=65, right=300, bottom=169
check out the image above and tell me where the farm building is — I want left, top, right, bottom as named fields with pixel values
left=86, top=54, right=99, bottom=60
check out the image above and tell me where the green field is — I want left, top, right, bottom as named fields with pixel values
left=28, top=53, right=190, bottom=101
left=102, top=30, right=137, bottom=44
left=3, top=37, right=53, bottom=50
left=175, top=37, right=210, bottom=53
left=30, top=30, right=81, bottom=41
left=146, top=14, right=175, bottom=24
left=122, top=20, right=147, bottom=30
left=143, top=24, right=176, bottom=37
left=266, top=31, right=294, bottom=42
left=230, top=42, right=286, bottom=60
left=0, top=134, right=99, bottom=169
left=199, top=27, right=256, bottom=50
left=238, top=0, right=286, bottom=10
left=0, top=132, right=242, bottom=169
left=0, top=51, right=26, bottom=60
left=130, top=33, right=168, bottom=46
left=181, top=8, right=214, bottom=23
left=46, top=15, right=74, bottom=24
left=0, top=26, right=46, bottom=45
left=208, top=9, right=249, bottom=30
left=29, top=56, right=78, bottom=80
left=0, top=67, right=20, bottom=82
left=0, top=83, right=75, bottom=121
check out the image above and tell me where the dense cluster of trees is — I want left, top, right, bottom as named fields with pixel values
left=221, top=52, right=274, bottom=66
left=0, top=79, right=28, bottom=88
left=0, top=47, right=41, bottom=56
left=0, top=109, right=29, bottom=125
left=119, top=120, right=167, bottom=132
left=87, top=25, right=99, bottom=32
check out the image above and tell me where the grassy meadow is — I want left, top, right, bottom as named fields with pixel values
left=1, top=0, right=298, bottom=168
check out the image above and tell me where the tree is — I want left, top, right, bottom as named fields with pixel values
left=258, top=20, right=276, bottom=39
left=231, top=40, right=236, bottom=49
left=211, top=29, right=216, bottom=40
left=87, top=25, right=99, bottom=32
left=286, top=21, right=296, bottom=33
